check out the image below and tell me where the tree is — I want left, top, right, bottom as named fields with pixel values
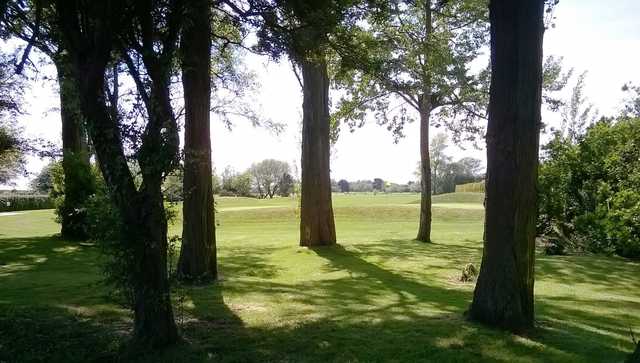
left=337, top=179, right=350, bottom=193
left=372, top=178, right=384, bottom=192
left=350, top=179, right=373, bottom=192
left=56, top=54, right=95, bottom=240
left=30, top=161, right=59, bottom=194
left=0, top=53, right=27, bottom=185
left=557, top=71, right=598, bottom=143
left=162, top=169, right=183, bottom=202
left=469, top=0, right=545, bottom=333
left=2, top=2, right=96, bottom=239
left=456, top=157, right=483, bottom=181
left=0, top=121, right=26, bottom=184
left=630, top=343, right=640, bottom=363
left=332, top=0, right=489, bottom=242
left=221, top=166, right=252, bottom=196
left=52, top=0, right=182, bottom=347
left=539, top=117, right=640, bottom=258
left=278, top=172, right=294, bottom=197
left=429, top=133, right=452, bottom=195
left=250, top=159, right=290, bottom=199
left=178, top=0, right=216, bottom=282
left=245, top=0, right=366, bottom=246
left=622, top=83, right=640, bottom=118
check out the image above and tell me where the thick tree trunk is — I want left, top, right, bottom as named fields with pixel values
left=469, top=0, right=544, bottom=333
left=629, top=343, right=640, bottom=363
left=81, top=77, right=178, bottom=348
left=177, top=0, right=216, bottom=281
left=416, top=103, right=432, bottom=242
left=55, top=0, right=179, bottom=348
left=299, top=58, right=336, bottom=247
left=129, top=187, right=179, bottom=347
left=56, top=60, right=94, bottom=240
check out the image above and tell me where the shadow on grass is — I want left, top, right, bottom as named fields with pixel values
left=537, top=253, right=640, bottom=290
left=0, top=234, right=638, bottom=362
left=0, top=305, right=121, bottom=362
left=218, top=246, right=283, bottom=279
left=0, top=235, right=98, bottom=273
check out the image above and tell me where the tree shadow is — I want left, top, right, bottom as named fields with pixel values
left=0, top=305, right=121, bottom=362
left=218, top=245, right=284, bottom=280
left=1, top=233, right=638, bottom=361
left=537, top=253, right=640, bottom=291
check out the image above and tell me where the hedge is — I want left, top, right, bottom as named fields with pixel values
left=455, top=181, right=485, bottom=193
left=0, top=194, right=54, bottom=212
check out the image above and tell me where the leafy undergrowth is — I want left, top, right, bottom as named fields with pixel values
left=0, top=193, right=639, bottom=362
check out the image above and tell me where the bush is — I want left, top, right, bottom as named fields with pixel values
left=538, top=117, right=640, bottom=258
left=459, top=263, right=478, bottom=282
left=0, top=194, right=54, bottom=212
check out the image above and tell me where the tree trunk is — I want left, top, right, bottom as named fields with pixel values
left=56, top=59, right=94, bottom=240
left=177, top=0, right=216, bottom=281
left=299, top=57, right=336, bottom=247
left=55, top=0, right=179, bottom=348
left=469, top=0, right=544, bottom=333
left=416, top=102, right=432, bottom=242
left=129, top=187, right=179, bottom=348
left=628, top=342, right=640, bottom=363
left=81, top=73, right=179, bottom=348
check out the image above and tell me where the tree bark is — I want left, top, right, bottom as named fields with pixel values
left=55, top=58, right=94, bottom=240
left=129, top=186, right=179, bottom=348
left=416, top=101, right=432, bottom=242
left=416, top=1, right=433, bottom=243
left=469, top=0, right=544, bottom=333
left=54, top=0, right=179, bottom=347
left=177, top=0, right=216, bottom=281
left=628, top=342, right=640, bottom=363
left=77, top=62, right=178, bottom=349
left=299, top=57, right=336, bottom=247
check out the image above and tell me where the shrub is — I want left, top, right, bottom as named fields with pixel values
left=538, top=117, right=640, bottom=258
left=460, top=263, right=478, bottom=282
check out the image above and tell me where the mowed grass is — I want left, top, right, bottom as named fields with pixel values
left=0, top=192, right=639, bottom=362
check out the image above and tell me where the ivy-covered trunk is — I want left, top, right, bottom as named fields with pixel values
left=177, top=0, right=217, bottom=281
left=299, top=57, right=336, bottom=247
left=56, top=59, right=95, bottom=240
left=55, top=0, right=180, bottom=349
left=469, top=0, right=544, bottom=333
left=416, top=99, right=432, bottom=242
left=127, top=187, right=178, bottom=347
left=79, top=71, right=179, bottom=347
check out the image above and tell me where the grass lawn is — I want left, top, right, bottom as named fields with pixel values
left=0, top=192, right=639, bottom=362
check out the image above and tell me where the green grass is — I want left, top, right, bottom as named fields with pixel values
left=1, top=193, right=639, bottom=362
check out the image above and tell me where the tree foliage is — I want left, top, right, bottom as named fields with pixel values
left=0, top=53, right=28, bottom=185
left=539, top=117, right=640, bottom=258
left=221, top=166, right=252, bottom=196
left=332, top=0, right=489, bottom=143
left=249, top=159, right=290, bottom=198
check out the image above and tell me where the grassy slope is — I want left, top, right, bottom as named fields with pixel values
left=0, top=193, right=638, bottom=362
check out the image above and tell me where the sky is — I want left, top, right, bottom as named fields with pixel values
left=4, top=0, right=640, bottom=189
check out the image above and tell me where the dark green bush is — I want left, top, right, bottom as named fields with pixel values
left=0, top=194, right=54, bottom=212
left=538, top=117, right=640, bottom=258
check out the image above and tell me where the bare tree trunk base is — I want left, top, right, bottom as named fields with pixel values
left=628, top=343, right=640, bottom=363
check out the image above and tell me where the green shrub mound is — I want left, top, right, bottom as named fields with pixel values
left=539, top=117, right=640, bottom=258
